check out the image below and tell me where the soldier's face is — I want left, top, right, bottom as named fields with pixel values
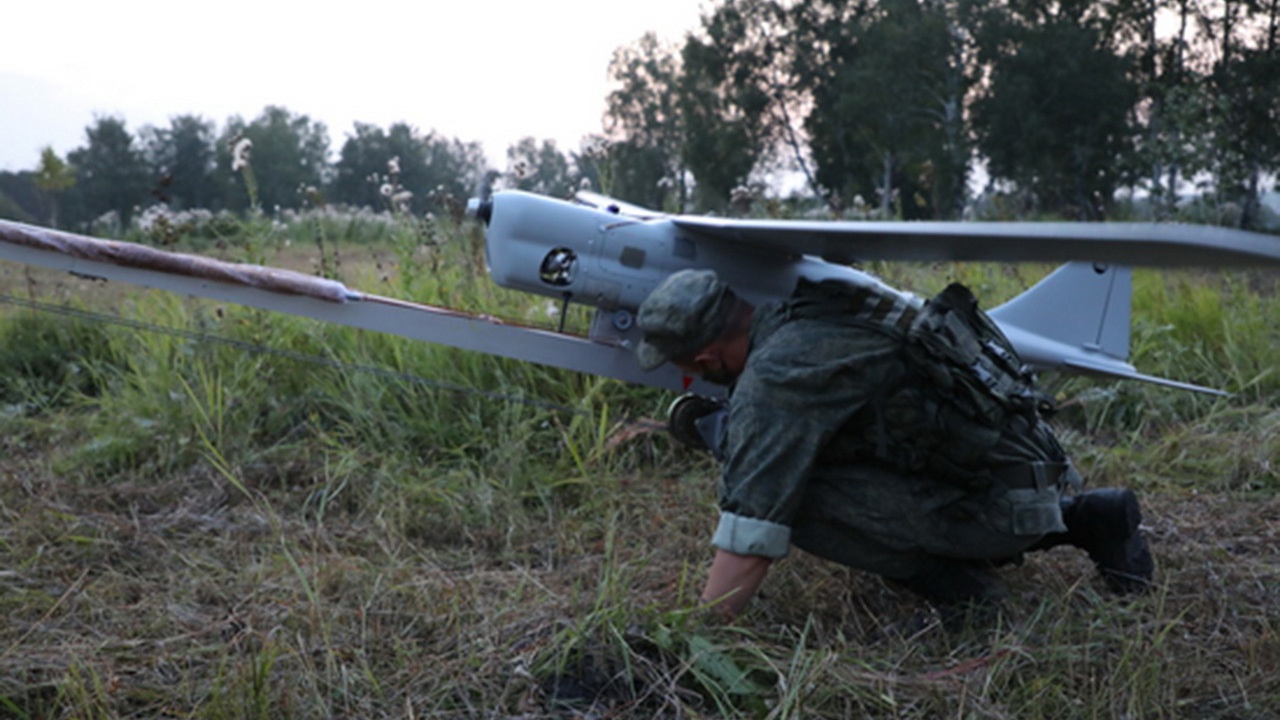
left=677, top=355, right=738, bottom=386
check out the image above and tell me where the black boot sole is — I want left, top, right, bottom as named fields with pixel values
left=1078, top=489, right=1154, bottom=594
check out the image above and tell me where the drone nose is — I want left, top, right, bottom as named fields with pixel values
left=465, top=197, right=493, bottom=225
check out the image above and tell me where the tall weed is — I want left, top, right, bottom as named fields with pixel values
left=1, top=213, right=1277, bottom=718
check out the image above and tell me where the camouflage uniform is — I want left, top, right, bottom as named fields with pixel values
left=708, top=280, right=1076, bottom=581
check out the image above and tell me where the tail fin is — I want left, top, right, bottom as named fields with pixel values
left=990, top=261, right=1131, bottom=363
left=990, top=262, right=1226, bottom=395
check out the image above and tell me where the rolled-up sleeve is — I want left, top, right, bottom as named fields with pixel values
left=712, top=511, right=792, bottom=558
left=713, top=395, right=828, bottom=555
left=711, top=316, right=890, bottom=559
left=713, top=355, right=842, bottom=557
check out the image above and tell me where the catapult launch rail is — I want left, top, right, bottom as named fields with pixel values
left=0, top=219, right=686, bottom=391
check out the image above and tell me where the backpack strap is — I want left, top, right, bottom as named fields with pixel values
left=783, top=278, right=922, bottom=336
left=905, top=282, right=1056, bottom=422
left=782, top=278, right=1067, bottom=488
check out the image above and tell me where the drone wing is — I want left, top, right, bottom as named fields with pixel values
left=670, top=216, right=1280, bottom=267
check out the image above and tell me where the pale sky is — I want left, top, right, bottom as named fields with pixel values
left=0, top=1, right=708, bottom=172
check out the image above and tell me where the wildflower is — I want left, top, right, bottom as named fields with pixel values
left=388, top=156, right=401, bottom=175
left=230, top=136, right=253, bottom=172
left=380, top=183, right=394, bottom=197
left=579, top=177, right=593, bottom=190
left=730, top=184, right=754, bottom=216
left=582, top=137, right=610, bottom=158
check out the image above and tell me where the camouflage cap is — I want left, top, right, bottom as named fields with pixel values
left=635, top=269, right=737, bottom=370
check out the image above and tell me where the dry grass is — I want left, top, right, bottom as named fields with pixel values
left=0, top=218, right=1277, bottom=718
left=0, top=419, right=1276, bottom=718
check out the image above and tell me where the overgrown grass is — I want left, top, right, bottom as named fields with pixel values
left=0, top=213, right=1276, bottom=718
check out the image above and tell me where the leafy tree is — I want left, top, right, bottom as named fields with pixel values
left=0, top=178, right=37, bottom=223
left=33, top=147, right=75, bottom=227
left=604, top=32, right=688, bottom=210
left=679, top=0, right=780, bottom=211
left=1100, top=0, right=1185, bottom=216
left=604, top=140, right=673, bottom=210
left=65, top=116, right=151, bottom=229
left=141, top=115, right=219, bottom=211
left=217, top=106, right=331, bottom=213
left=0, top=192, right=27, bottom=222
left=334, top=123, right=405, bottom=210
left=1199, top=0, right=1280, bottom=228
left=505, top=137, right=575, bottom=198
left=335, top=122, right=396, bottom=209
left=0, top=171, right=46, bottom=223
left=1055, top=0, right=1279, bottom=224
left=794, top=0, right=970, bottom=218
left=421, top=134, right=489, bottom=203
left=971, top=18, right=1137, bottom=218
left=332, top=122, right=490, bottom=213
left=569, top=135, right=610, bottom=196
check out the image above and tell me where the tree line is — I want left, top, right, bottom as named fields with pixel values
left=607, top=0, right=1279, bottom=225
left=2, top=0, right=1277, bottom=232
left=0, top=106, right=593, bottom=232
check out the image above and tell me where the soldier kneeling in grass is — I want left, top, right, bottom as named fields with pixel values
left=636, top=269, right=1153, bottom=625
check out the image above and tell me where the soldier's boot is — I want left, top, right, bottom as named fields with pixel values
left=898, top=559, right=1007, bottom=631
left=1035, top=488, right=1154, bottom=593
left=666, top=393, right=728, bottom=461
